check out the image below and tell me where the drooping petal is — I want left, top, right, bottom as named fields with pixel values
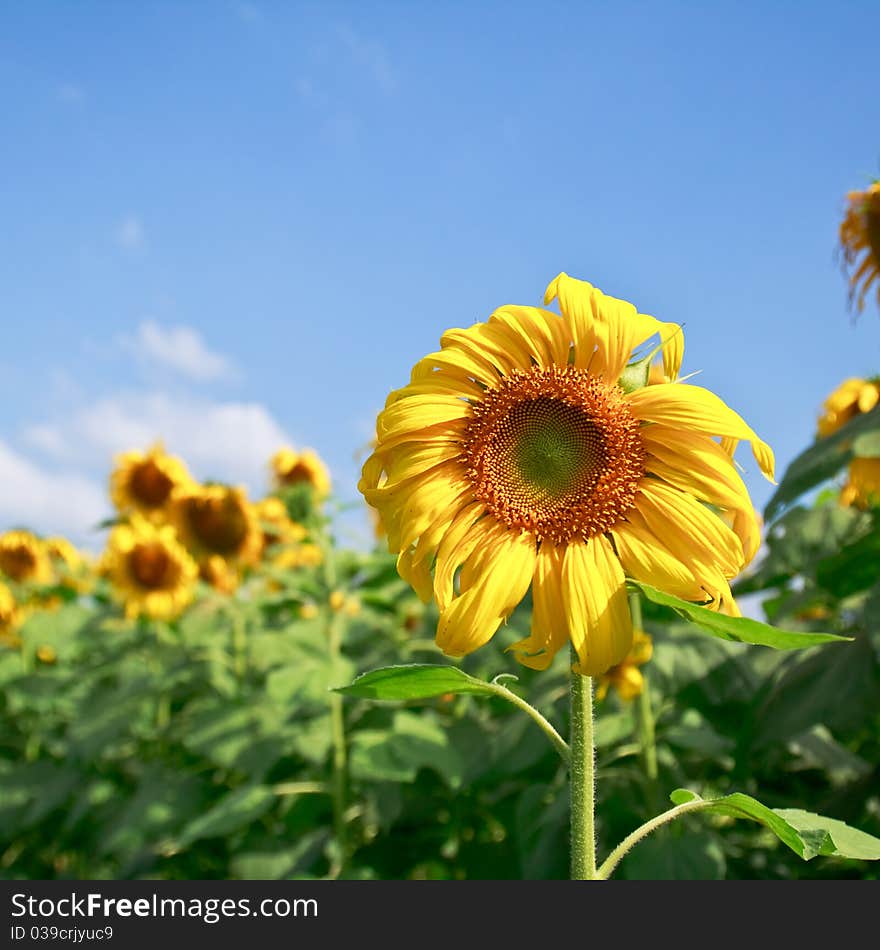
left=628, top=383, right=776, bottom=482
left=507, top=539, right=569, bottom=670
left=435, top=525, right=536, bottom=656
left=433, top=502, right=490, bottom=611
left=561, top=535, right=632, bottom=676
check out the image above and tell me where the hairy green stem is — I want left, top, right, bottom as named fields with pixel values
left=487, top=680, right=570, bottom=765
left=570, top=652, right=597, bottom=880
left=596, top=799, right=709, bottom=879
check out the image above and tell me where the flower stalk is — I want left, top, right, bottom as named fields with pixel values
left=569, top=651, right=597, bottom=880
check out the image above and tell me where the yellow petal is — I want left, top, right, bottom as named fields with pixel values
left=435, top=525, right=536, bottom=656
left=543, top=272, right=600, bottom=372
left=628, top=383, right=775, bottom=482
left=562, top=535, right=632, bottom=676
left=508, top=539, right=568, bottom=670
left=433, top=502, right=490, bottom=611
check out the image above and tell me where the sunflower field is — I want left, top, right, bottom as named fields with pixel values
left=2, top=198, right=880, bottom=882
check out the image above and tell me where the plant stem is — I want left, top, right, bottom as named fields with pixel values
left=628, top=591, right=658, bottom=795
left=487, top=680, right=570, bottom=765
left=320, top=529, right=348, bottom=878
left=569, top=649, right=597, bottom=880
left=596, top=799, right=709, bottom=880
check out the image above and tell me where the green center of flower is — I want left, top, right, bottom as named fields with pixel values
left=462, top=366, right=645, bottom=543
left=508, top=398, right=605, bottom=500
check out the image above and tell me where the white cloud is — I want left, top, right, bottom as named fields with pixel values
left=116, top=215, right=145, bottom=249
left=57, top=83, right=85, bottom=105
left=132, top=320, right=235, bottom=382
left=337, top=24, right=395, bottom=93
left=23, top=393, right=292, bottom=496
left=0, top=441, right=107, bottom=545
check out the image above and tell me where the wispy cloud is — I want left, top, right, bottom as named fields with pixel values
left=22, top=392, right=292, bottom=494
left=116, top=215, right=145, bottom=249
left=337, top=24, right=395, bottom=93
left=57, top=82, right=85, bottom=105
left=0, top=440, right=107, bottom=545
left=127, top=321, right=235, bottom=382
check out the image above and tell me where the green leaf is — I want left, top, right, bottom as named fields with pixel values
left=335, top=664, right=495, bottom=701
left=173, top=784, right=275, bottom=849
left=631, top=582, right=850, bottom=649
left=816, top=525, right=880, bottom=598
left=670, top=789, right=880, bottom=861
left=765, top=406, right=880, bottom=521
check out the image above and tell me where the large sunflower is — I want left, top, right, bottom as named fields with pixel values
left=840, top=181, right=880, bottom=313
left=271, top=447, right=331, bottom=497
left=816, top=377, right=879, bottom=438
left=110, top=442, right=194, bottom=521
left=172, top=484, right=262, bottom=568
left=360, top=273, right=774, bottom=676
left=102, top=516, right=198, bottom=620
left=0, top=531, right=52, bottom=585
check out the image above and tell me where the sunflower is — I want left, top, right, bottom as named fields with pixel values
left=45, top=536, right=93, bottom=592
left=360, top=272, right=774, bottom=676
left=596, top=630, right=653, bottom=701
left=272, top=542, right=323, bottom=571
left=839, top=181, right=880, bottom=313
left=271, top=447, right=331, bottom=497
left=110, top=442, right=194, bottom=521
left=0, top=531, right=52, bottom=585
left=816, top=377, right=880, bottom=438
left=841, top=456, right=880, bottom=509
left=254, top=496, right=307, bottom=552
left=102, top=516, right=198, bottom=620
left=172, top=484, right=262, bottom=568
left=0, top=581, right=22, bottom=647
left=199, top=554, right=240, bottom=594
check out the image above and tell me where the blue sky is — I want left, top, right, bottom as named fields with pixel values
left=1, top=1, right=879, bottom=548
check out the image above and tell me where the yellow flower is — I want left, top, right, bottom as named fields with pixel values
left=172, top=484, right=262, bottom=568
left=254, top=496, right=307, bottom=552
left=102, top=516, right=198, bottom=620
left=299, top=602, right=319, bottom=620
left=273, top=542, right=323, bottom=571
left=841, top=456, right=880, bottom=509
left=596, top=630, right=653, bottom=701
left=271, top=447, right=331, bottom=497
left=329, top=590, right=361, bottom=616
left=110, top=442, right=195, bottom=521
left=839, top=181, right=880, bottom=313
left=0, top=581, right=23, bottom=647
left=36, top=644, right=57, bottom=665
left=45, top=536, right=93, bottom=592
left=816, top=377, right=880, bottom=438
left=360, top=272, right=773, bottom=676
left=0, top=531, right=52, bottom=584
left=199, top=554, right=240, bottom=594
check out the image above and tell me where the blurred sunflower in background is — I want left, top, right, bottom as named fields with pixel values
left=271, top=447, right=331, bottom=497
left=172, top=484, right=262, bottom=590
left=110, top=442, right=194, bottom=521
left=817, top=377, right=879, bottom=437
left=102, top=515, right=198, bottom=620
left=0, top=530, right=52, bottom=585
left=839, top=181, right=880, bottom=313
left=254, top=496, right=307, bottom=552
left=361, top=272, right=773, bottom=676
left=0, top=581, right=23, bottom=647
left=596, top=630, right=653, bottom=701
left=841, top=457, right=880, bottom=509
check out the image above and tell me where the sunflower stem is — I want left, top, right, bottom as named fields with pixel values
left=628, top=591, right=659, bottom=798
left=569, top=650, right=597, bottom=880
left=596, top=800, right=710, bottom=880
left=320, top=527, right=348, bottom=879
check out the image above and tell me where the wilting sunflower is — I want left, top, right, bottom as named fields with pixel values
left=110, top=442, right=194, bottom=521
left=360, top=272, right=774, bottom=676
left=271, top=447, right=331, bottom=497
left=102, top=516, right=198, bottom=620
left=816, top=377, right=880, bottom=438
left=173, top=484, right=262, bottom=568
left=841, top=456, right=880, bottom=509
left=0, top=581, right=22, bottom=647
left=839, top=181, right=880, bottom=313
left=596, top=630, right=653, bottom=701
left=0, top=530, right=52, bottom=585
